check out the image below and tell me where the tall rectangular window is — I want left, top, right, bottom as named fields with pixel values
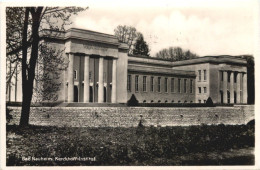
left=143, top=76, right=147, bottom=92
left=171, top=78, right=175, bottom=92
left=198, top=87, right=201, bottom=93
left=198, top=70, right=201, bottom=81
left=228, top=72, right=231, bottom=82
left=178, top=79, right=181, bottom=93
left=135, top=75, right=139, bottom=92
left=184, top=79, right=187, bottom=93
left=204, top=87, right=207, bottom=93
left=190, top=79, right=193, bottom=93
left=204, top=70, right=207, bottom=81
left=127, top=75, right=131, bottom=91
left=158, top=77, right=161, bottom=92
left=150, top=76, right=154, bottom=92
left=74, top=70, right=77, bottom=80
left=165, top=78, right=168, bottom=92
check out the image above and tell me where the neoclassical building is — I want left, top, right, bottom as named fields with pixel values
left=6, top=28, right=248, bottom=104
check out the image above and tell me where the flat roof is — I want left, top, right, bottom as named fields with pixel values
left=128, top=64, right=196, bottom=77
left=128, top=55, right=247, bottom=67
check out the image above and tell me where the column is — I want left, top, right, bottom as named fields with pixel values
left=243, top=73, right=248, bottom=104
left=98, top=57, right=104, bottom=103
left=230, top=72, right=234, bottom=103
left=223, top=71, right=227, bottom=103
left=68, top=53, right=74, bottom=102
left=237, top=72, right=241, bottom=103
left=111, top=59, right=117, bottom=103
left=84, top=55, right=90, bottom=102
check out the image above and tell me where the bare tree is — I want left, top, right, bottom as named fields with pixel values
left=114, top=25, right=141, bottom=55
left=6, top=7, right=87, bottom=127
left=155, top=46, right=198, bottom=61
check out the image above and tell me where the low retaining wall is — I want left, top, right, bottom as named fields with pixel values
left=7, top=105, right=254, bottom=127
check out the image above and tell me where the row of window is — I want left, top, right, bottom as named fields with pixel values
left=198, top=100, right=207, bottom=103
left=142, top=100, right=193, bottom=103
left=198, top=69, right=207, bottom=81
left=127, top=75, right=193, bottom=94
left=198, top=87, right=207, bottom=94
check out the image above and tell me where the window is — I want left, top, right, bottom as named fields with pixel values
left=158, top=77, right=161, bottom=92
left=150, top=77, right=154, bottom=92
left=198, top=70, right=201, bottom=81
left=171, top=78, right=175, bottom=93
left=204, top=70, right=207, bottom=81
left=184, top=79, right=187, bottom=93
left=204, top=87, right=207, bottom=93
left=74, top=70, right=77, bottom=80
left=143, top=76, right=147, bottom=92
left=165, top=78, right=168, bottom=92
left=204, top=100, right=206, bottom=103
left=135, top=75, right=139, bottom=92
left=89, top=71, right=92, bottom=81
left=178, top=79, right=181, bottom=93
left=198, top=100, right=201, bottom=103
left=228, top=72, right=231, bottom=82
left=190, top=79, right=193, bottom=93
left=127, top=75, right=131, bottom=91
left=198, top=87, right=201, bottom=93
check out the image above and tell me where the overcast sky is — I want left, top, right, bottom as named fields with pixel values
left=71, top=0, right=258, bottom=57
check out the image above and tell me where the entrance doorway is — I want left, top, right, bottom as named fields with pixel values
left=90, top=86, right=93, bottom=102
left=220, top=90, right=223, bottom=104
left=74, top=86, right=78, bottom=102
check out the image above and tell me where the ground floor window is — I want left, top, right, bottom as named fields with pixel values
left=135, top=75, right=139, bottom=92
left=127, top=75, right=131, bottom=91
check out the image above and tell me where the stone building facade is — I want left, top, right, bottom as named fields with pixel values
left=6, top=28, right=248, bottom=104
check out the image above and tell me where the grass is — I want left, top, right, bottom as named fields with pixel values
left=6, top=122, right=254, bottom=166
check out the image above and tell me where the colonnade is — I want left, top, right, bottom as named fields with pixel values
left=221, top=70, right=247, bottom=103
left=67, top=53, right=117, bottom=103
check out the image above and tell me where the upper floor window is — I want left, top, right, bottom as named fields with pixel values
left=165, top=78, right=168, bottom=93
left=178, top=79, right=181, bottom=93
left=150, top=77, right=154, bottom=92
left=135, top=75, right=139, bottom=92
left=228, top=72, right=231, bottom=82
left=198, top=70, right=201, bottom=81
left=190, top=79, right=193, bottom=93
left=234, top=72, right=237, bottom=83
left=171, top=78, right=175, bottom=93
left=204, top=70, right=207, bottom=81
left=158, top=77, right=161, bottom=92
left=143, top=76, right=147, bottom=92
left=127, top=75, right=131, bottom=91
left=184, top=79, right=187, bottom=93
left=74, top=70, right=77, bottom=80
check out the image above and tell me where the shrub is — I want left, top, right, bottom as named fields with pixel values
left=127, top=94, right=139, bottom=106
left=206, top=97, right=214, bottom=107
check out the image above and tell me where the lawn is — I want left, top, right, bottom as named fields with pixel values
left=6, top=122, right=254, bottom=166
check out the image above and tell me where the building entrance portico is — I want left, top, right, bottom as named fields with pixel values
left=64, top=28, right=129, bottom=103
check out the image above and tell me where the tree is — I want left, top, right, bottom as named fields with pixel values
left=6, top=7, right=87, bottom=127
left=155, top=46, right=198, bottom=61
left=241, top=55, right=254, bottom=104
left=132, top=33, right=150, bottom=56
left=114, top=25, right=141, bottom=55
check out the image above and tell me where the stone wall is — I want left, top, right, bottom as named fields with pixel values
left=7, top=105, right=254, bottom=127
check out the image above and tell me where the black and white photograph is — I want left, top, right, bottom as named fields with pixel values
left=0, top=0, right=259, bottom=169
